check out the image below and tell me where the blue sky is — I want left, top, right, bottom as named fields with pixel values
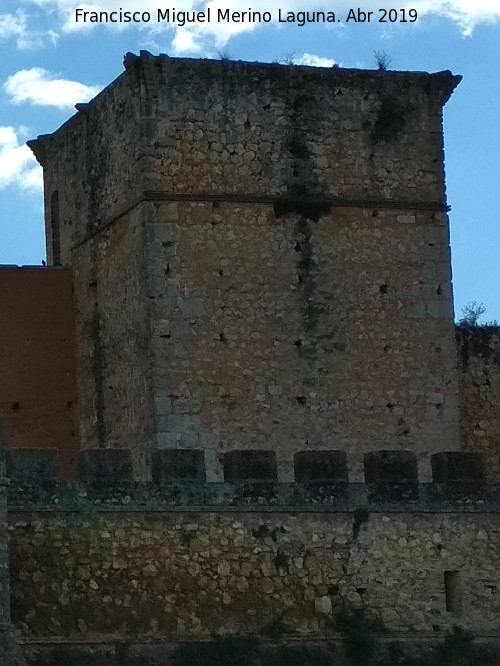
left=0, top=1, right=499, bottom=321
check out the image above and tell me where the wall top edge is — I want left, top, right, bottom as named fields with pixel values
left=7, top=481, right=500, bottom=514
left=26, top=52, right=461, bottom=165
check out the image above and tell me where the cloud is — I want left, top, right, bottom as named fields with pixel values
left=4, top=68, right=101, bottom=110
left=0, top=127, right=42, bottom=191
left=293, top=54, right=337, bottom=68
left=27, top=0, right=500, bottom=37
left=0, top=9, right=58, bottom=49
left=427, top=0, right=500, bottom=35
left=19, top=0, right=500, bottom=50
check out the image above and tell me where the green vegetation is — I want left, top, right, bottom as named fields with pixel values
left=371, top=95, right=413, bottom=143
left=336, top=606, right=386, bottom=664
left=30, top=623, right=499, bottom=666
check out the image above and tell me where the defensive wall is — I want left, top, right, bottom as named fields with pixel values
left=6, top=467, right=500, bottom=658
left=457, top=326, right=500, bottom=482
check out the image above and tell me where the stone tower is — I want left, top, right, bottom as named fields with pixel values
left=28, top=55, right=462, bottom=484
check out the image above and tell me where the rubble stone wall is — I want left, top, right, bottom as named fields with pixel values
left=9, top=503, right=500, bottom=644
left=145, top=199, right=458, bottom=483
left=457, top=327, right=500, bottom=482
left=71, top=210, right=153, bottom=480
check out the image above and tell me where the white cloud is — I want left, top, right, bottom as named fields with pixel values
left=0, top=10, right=34, bottom=49
left=4, top=68, right=101, bottom=110
left=16, top=0, right=500, bottom=53
left=0, top=127, right=42, bottom=191
left=0, top=9, right=58, bottom=49
left=172, top=27, right=203, bottom=54
left=293, top=54, right=337, bottom=68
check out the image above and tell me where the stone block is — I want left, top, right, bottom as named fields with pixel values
left=365, top=450, right=418, bottom=502
left=78, top=449, right=133, bottom=484
left=7, top=449, right=58, bottom=483
left=431, top=452, right=485, bottom=485
left=178, top=298, right=206, bottom=319
left=224, top=450, right=277, bottom=482
left=364, top=450, right=418, bottom=484
left=294, top=450, right=348, bottom=483
left=152, top=450, right=205, bottom=483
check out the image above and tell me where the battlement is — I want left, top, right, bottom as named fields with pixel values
left=7, top=448, right=486, bottom=486
left=8, top=473, right=500, bottom=649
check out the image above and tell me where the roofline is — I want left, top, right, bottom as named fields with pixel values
left=27, top=51, right=462, bottom=166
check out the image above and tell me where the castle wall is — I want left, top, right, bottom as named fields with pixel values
left=0, top=268, right=78, bottom=480
left=9, top=499, right=500, bottom=644
left=457, top=327, right=500, bottom=482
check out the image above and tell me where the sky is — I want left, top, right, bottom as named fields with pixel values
left=0, top=1, right=499, bottom=322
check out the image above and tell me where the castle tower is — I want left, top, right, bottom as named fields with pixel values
left=29, top=55, right=461, bottom=483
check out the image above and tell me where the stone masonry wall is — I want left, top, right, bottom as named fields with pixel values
left=29, top=57, right=462, bottom=480
left=145, top=199, right=458, bottom=483
left=457, top=327, right=500, bottom=482
left=9, top=502, right=500, bottom=645
left=30, top=69, right=145, bottom=266
left=138, top=59, right=457, bottom=204
left=71, top=209, right=153, bottom=480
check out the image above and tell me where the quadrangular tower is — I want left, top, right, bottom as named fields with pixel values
left=29, top=55, right=462, bottom=483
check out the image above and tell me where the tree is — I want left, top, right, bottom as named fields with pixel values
left=458, top=301, right=487, bottom=326
left=458, top=301, right=498, bottom=327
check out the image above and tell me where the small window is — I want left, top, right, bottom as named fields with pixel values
left=50, top=190, right=61, bottom=265
left=444, top=570, right=462, bottom=613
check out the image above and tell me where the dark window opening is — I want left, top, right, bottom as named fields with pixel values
left=50, top=190, right=61, bottom=266
left=444, top=570, right=462, bottom=613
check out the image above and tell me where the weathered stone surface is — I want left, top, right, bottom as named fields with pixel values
left=15, top=55, right=500, bottom=657
left=294, top=451, right=348, bottom=483
left=431, top=451, right=485, bottom=484
left=457, top=326, right=500, bottom=482
left=224, top=451, right=278, bottom=482
left=152, top=450, right=205, bottom=483
left=9, top=507, right=500, bottom=642
left=78, top=449, right=133, bottom=484
left=0, top=425, right=27, bottom=665
left=7, top=449, right=58, bottom=483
